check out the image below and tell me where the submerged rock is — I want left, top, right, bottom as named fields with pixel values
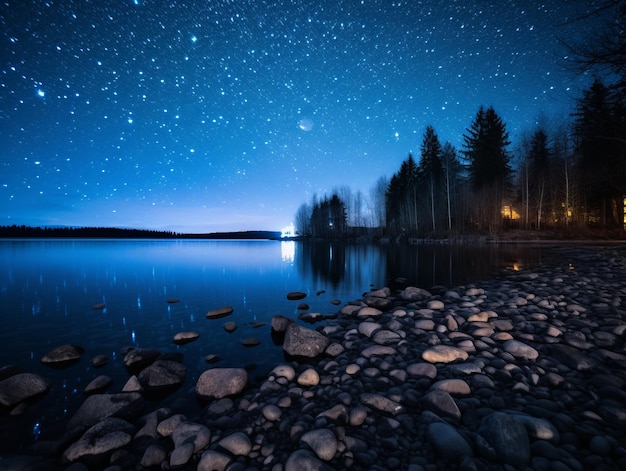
left=206, top=306, right=234, bottom=319
left=0, top=373, right=50, bottom=409
left=41, top=344, right=84, bottom=367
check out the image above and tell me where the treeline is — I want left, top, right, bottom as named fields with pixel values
left=0, top=225, right=282, bottom=240
left=0, top=225, right=179, bottom=238
left=294, top=84, right=625, bottom=239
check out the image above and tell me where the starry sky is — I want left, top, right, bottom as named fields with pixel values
left=0, top=0, right=603, bottom=233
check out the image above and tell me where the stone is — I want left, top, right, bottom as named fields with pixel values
left=173, top=331, right=200, bottom=345
left=283, top=324, right=330, bottom=358
left=218, top=431, right=252, bottom=456
left=67, top=392, right=143, bottom=431
left=0, top=373, right=50, bottom=408
left=271, top=315, right=293, bottom=332
left=172, top=421, right=211, bottom=452
left=431, top=379, right=471, bottom=395
left=84, top=375, right=113, bottom=395
left=170, top=441, right=194, bottom=467
left=301, top=428, right=338, bottom=461
left=223, top=321, right=237, bottom=332
left=196, top=368, right=248, bottom=400
left=122, top=348, right=160, bottom=373
left=503, top=340, right=539, bottom=361
left=422, top=345, right=468, bottom=364
left=420, top=390, right=461, bottom=421
left=198, top=450, right=232, bottom=471
left=359, top=393, right=405, bottom=416
left=358, top=321, right=382, bottom=338
left=297, top=368, right=320, bottom=386
left=511, top=413, right=560, bottom=444
left=242, top=337, right=261, bottom=346
left=206, top=306, right=234, bottom=319
left=400, top=286, right=432, bottom=301
left=140, top=442, right=168, bottom=467
left=549, top=344, right=598, bottom=372
left=90, top=355, right=109, bottom=367
left=63, top=417, right=134, bottom=462
left=156, top=413, right=185, bottom=437
left=427, top=422, right=474, bottom=462
left=427, top=300, right=445, bottom=310
left=477, top=412, right=530, bottom=468
left=121, top=375, right=142, bottom=392
left=357, top=306, right=383, bottom=317
left=406, top=362, right=438, bottom=379
left=285, top=449, right=334, bottom=471
left=270, top=364, right=296, bottom=381
left=138, top=360, right=186, bottom=391
left=287, top=291, right=307, bottom=300
left=40, top=344, right=84, bottom=366
left=262, top=404, right=282, bottom=421
left=361, top=345, right=397, bottom=358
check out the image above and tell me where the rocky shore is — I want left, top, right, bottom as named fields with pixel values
left=1, top=245, right=626, bottom=470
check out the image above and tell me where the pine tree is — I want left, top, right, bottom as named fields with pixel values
left=573, top=78, right=626, bottom=226
left=462, top=106, right=512, bottom=232
left=419, top=126, right=443, bottom=233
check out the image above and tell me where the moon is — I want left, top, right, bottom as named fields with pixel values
left=298, top=117, right=314, bottom=132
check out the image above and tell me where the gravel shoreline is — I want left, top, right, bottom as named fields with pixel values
left=1, top=245, right=625, bottom=470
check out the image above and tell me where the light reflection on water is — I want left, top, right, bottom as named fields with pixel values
left=0, top=238, right=545, bottom=453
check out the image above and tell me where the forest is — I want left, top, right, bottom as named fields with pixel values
left=294, top=2, right=626, bottom=240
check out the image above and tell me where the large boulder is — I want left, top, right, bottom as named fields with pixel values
left=399, top=286, right=432, bottom=301
left=67, top=392, right=143, bottom=431
left=41, top=344, right=84, bottom=367
left=283, top=324, right=329, bottom=358
left=63, top=417, right=134, bottom=463
left=196, top=368, right=248, bottom=400
left=0, top=373, right=50, bottom=409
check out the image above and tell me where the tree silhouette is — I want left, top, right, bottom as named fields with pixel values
left=419, top=126, right=444, bottom=233
left=462, top=106, right=512, bottom=232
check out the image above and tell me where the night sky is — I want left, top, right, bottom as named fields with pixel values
left=1, top=1, right=602, bottom=233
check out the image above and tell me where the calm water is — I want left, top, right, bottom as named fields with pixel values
left=0, top=239, right=545, bottom=453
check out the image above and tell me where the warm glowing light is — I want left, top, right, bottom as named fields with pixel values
left=501, top=204, right=520, bottom=220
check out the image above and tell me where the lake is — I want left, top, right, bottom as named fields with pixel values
left=0, top=239, right=546, bottom=452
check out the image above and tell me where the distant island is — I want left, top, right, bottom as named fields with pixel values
left=0, top=225, right=282, bottom=240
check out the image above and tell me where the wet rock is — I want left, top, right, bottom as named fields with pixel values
left=122, top=348, right=160, bottom=373
left=271, top=315, right=293, bottom=333
left=84, top=375, right=113, bottom=395
left=63, top=417, right=134, bottom=463
left=137, top=360, right=186, bottom=391
left=287, top=291, right=307, bottom=300
left=297, top=367, right=320, bottom=386
left=40, top=344, right=84, bottom=367
left=548, top=344, right=598, bottom=372
left=223, top=321, right=237, bottom=332
left=242, top=337, right=261, bottom=347
left=283, top=324, right=329, bottom=358
left=206, top=306, right=234, bottom=319
left=67, top=392, right=143, bottom=431
left=90, top=355, right=109, bottom=368
left=173, top=331, right=200, bottom=345
left=195, top=368, right=248, bottom=400
left=0, top=372, right=50, bottom=409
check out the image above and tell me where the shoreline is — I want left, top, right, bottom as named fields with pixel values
left=1, top=245, right=625, bottom=470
